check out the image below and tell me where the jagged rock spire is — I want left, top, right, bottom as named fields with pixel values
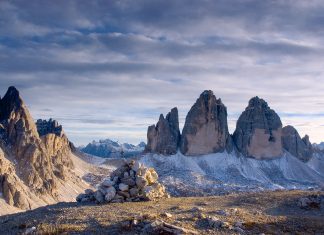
left=0, top=86, right=23, bottom=121
left=233, top=96, right=283, bottom=159
left=145, top=107, right=180, bottom=155
left=180, top=90, right=233, bottom=156
left=282, top=125, right=313, bottom=162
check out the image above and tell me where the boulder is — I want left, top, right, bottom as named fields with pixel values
left=180, top=90, right=233, bottom=156
left=102, top=179, right=114, bottom=187
left=105, top=187, right=116, bottom=202
left=119, top=183, right=129, bottom=191
left=137, top=168, right=158, bottom=184
left=129, top=187, right=139, bottom=197
left=233, top=96, right=283, bottom=159
left=282, top=125, right=313, bottom=162
left=120, top=177, right=136, bottom=186
left=145, top=107, right=180, bottom=155
left=136, top=176, right=148, bottom=189
left=94, top=190, right=105, bottom=203
left=143, top=183, right=168, bottom=201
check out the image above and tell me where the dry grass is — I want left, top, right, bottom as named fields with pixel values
left=37, top=223, right=86, bottom=235
left=0, top=190, right=323, bottom=235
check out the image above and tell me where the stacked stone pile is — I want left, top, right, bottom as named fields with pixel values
left=77, top=160, right=169, bottom=203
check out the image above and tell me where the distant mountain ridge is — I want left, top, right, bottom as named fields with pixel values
left=80, top=139, right=145, bottom=158
left=314, top=142, right=324, bottom=151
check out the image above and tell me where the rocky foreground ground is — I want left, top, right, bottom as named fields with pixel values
left=0, top=190, right=323, bottom=235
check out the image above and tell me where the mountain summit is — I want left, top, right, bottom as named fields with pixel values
left=0, top=86, right=87, bottom=212
left=233, top=96, right=283, bottom=159
left=180, top=90, right=233, bottom=155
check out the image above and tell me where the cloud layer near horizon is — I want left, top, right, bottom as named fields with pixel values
left=0, top=0, right=323, bottom=145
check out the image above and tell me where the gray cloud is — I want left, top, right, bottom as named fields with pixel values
left=0, top=0, right=324, bottom=145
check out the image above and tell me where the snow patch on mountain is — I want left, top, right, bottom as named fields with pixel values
left=139, top=152, right=324, bottom=196
left=307, top=153, right=324, bottom=177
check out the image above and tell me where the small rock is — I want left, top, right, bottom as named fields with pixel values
left=113, top=176, right=119, bottom=183
left=85, top=189, right=94, bottom=194
left=129, top=187, right=139, bottom=197
left=233, top=226, right=245, bottom=234
left=95, top=190, right=105, bottom=203
left=215, top=209, right=228, bottom=216
left=234, top=221, right=243, bottom=228
left=121, top=177, right=136, bottom=187
left=142, top=220, right=198, bottom=235
left=132, top=161, right=142, bottom=172
left=136, top=176, right=148, bottom=188
left=105, top=187, right=116, bottom=202
left=191, top=207, right=204, bottom=212
left=119, top=183, right=129, bottom=191
left=162, top=212, right=172, bottom=218
left=120, top=220, right=131, bottom=229
left=124, top=172, right=129, bottom=178
left=102, top=179, right=114, bottom=187
left=221, top=222, right=231, bottom=229
left=117, top=191, right=131, bottom=198
left=207, top=216, right=224, bottom=228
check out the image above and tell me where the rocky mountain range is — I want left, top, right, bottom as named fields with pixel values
left=0, top=87, right=323, bottom=215
left=81, top=139, right=145, bottom=158
left=146, top=90, right=322, bottom=163
left=0, top=86, right=91, bottom=214
left=143, top=90, right=324, bottom=194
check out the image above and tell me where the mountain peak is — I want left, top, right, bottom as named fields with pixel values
left=247, top=96, right=269, bottom=109
left=0, top=86, right=24, bottom=121
left=180, top=90, right=232, bottom=155
left=233, top=96, right=282, bottom=159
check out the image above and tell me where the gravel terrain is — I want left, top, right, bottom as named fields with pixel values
left=0, top=190, right=323, bottom=234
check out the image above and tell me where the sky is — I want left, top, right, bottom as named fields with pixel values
left=0, top=0, right=323, bottom=146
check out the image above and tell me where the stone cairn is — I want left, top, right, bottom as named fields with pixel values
left=77, top=160, right=170, bottom=203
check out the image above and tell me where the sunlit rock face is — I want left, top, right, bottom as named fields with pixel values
left=233, top=96, right=283, bottom=159
left=0, top=86, right=57, bottom=194
left=0, top=86, right=74, bottom=210
left=145, top=107, right=180, bottom=155
left=180, top=90, right=233, bottom=156
left=282, top=125, right=313, bottom=162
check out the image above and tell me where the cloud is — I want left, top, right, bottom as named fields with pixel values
left=0, top=0, right=324, bottom=145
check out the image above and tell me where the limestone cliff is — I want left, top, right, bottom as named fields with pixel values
left=145, top=108, right=180, bottom=155
left=36, top=119, right=74, bottom=179
left=233, top=96, right=283, bottom=159
left=180, top=90, right=232, bottom=156
left=0, top=86, right=77, bottom=211
left=282, top=125, right=313, bottom=162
